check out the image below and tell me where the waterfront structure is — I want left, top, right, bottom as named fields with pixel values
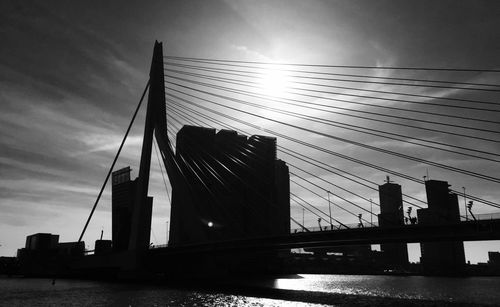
left=417, top=180, right=466, bottom=274
left=111, top=166, right=152, bottom=252
left=17, top=233, right=84, bottom=276
left=377, top=179, right=409, bottom=267
left=168, top=126, right=290, bottom=246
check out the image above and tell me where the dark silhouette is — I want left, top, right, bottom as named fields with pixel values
left=417, top=180, right=466, bottom=275
left=14, top=41, right=500, bottom=280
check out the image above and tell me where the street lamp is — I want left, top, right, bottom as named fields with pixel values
left=302, top=208, right=305, bottom=230
left=462, top=187, right=468, bottom=221
left=207, top=221, right=214, bottom=242
left=327, top=191, right=333, bottom=230
left=166, top=221, right=169, bottom=245
left=370, top=199, right=373, bottom=226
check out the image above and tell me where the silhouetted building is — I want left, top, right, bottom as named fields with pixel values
left=377, top=179, right=408, bottom=267
left=17, top=233, right=84, bottom=276
left=25, top=233, right=59, bottom=251
left=169, top=126, right=290, bottom=246
left=417, top=180, right=465, bottom=275
left=112, top=167, right=152, bottom=251
left=56, top=242, right=85, bottom=257
left=94, top=240, right=112, bottom=255
left=489, top=252, right=500, bottom=266
left=112, top=167, right=135, bottom=251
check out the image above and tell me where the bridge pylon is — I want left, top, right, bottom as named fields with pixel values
left=127, top=41, right=166, bottom=262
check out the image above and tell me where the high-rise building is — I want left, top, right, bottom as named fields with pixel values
left=112, top=167, right=135, bottom=251
left=168, top=126, right=290, bottom=246
left=377, top=179, right=408, bottom=267
left=112, top=167, right=152, bottom=252
left=417, top=180, right=465, bottom=275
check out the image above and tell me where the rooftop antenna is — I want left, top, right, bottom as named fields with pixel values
left=385, top=175, right=393, bottom=183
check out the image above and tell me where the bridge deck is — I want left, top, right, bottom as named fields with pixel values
left=149, top=219, right=500, bottom=256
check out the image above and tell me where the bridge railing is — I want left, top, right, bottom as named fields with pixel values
left=150, top=243, right=168, bottom=249
left=291, top=221, right=380, bottom=233
left=290, top=212, right=500, bottom=233
left=461, top=212, right=500, bottom=221
left=148, top=213, right=500, bottom=246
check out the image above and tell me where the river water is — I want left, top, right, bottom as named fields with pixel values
left=1, top=274, right=499, bottom=306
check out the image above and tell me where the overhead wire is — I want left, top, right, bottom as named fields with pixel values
left=163, top=64, right=500, bottom=122
left=164, top=59, right=500, bottom=90
left=164, top=61, right=500, bottom=109
left=170, top=94, right=429, bottom=209
left=164, top=72, right=500, bottom=160
left=164, top=55, right=500, bottom=73
left=78, top=80, right=150, bottom=243
left=166, top=71, right=500, bottom=136
left=165, top=81, right=500, bottom=184
left=166, top=75, right=500, bottom=144
left=167, top=97, right=475, bottom=223
left=164, top=87, right=499, bottom=210
left=153, top=138, right=172, bottom=202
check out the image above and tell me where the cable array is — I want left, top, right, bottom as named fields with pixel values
left=162, top=56, right=500, bottom=227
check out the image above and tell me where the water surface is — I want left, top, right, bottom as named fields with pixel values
left=1, top=274, right=499, bottom=306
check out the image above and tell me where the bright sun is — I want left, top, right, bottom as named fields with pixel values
left=257, top=66, right=290, bottom=98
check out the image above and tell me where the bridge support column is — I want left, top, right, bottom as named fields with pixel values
left=127, top=41, right=166, bottom=270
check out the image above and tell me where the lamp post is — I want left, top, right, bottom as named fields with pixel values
left=462, top=187, right=468, bottom=221
left=327, top=191, right=333, bottom=230
left=370, top=199, right=373, bottom=226
left=302, top=208, right=305, bottom=231
left=207, top=221, right=214, bottom=242
left=166, top=221, right=169, bottom=245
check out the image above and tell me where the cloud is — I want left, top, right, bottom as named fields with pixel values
left=230, top=44, right=271, bottom=62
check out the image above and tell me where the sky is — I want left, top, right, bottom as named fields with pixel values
left=1, top=0, right=499, bottom=263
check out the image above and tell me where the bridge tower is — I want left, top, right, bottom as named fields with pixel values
left=128, top=41, right=166, bottom=254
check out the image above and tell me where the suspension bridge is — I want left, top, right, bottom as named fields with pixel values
left=32, top=40, right=500, bottom=277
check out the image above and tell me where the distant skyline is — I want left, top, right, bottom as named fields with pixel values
left=1, top=0, right=499, bottom=263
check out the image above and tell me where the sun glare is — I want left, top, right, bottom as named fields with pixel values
left=258, top=66, right=290, bottom=98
